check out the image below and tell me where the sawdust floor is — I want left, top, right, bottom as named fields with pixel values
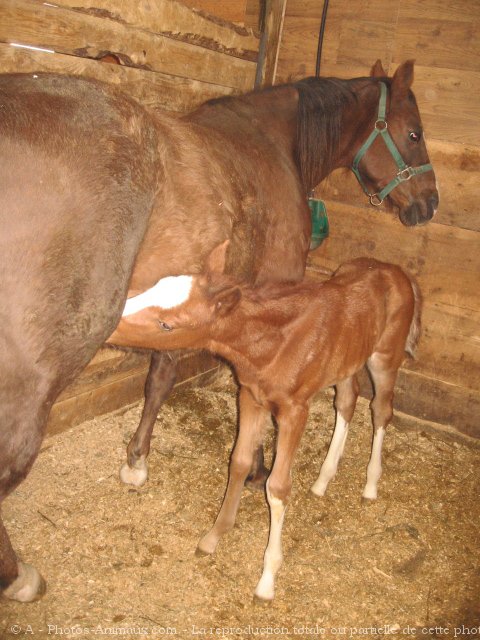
left=1, top=373, right=479, bottom=640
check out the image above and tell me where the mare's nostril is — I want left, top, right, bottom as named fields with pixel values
left=428, top=194, right=439, bottom=215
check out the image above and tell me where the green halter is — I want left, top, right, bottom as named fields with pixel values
left=352, top=82, right=433, bottom=206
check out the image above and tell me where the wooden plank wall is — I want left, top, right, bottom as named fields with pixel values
left=0, top=0, right=260, bottom=433
left=275, top=0, right=480, bottom=439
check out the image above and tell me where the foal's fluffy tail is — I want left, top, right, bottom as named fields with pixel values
left=405, top=277, right=422, bottom=358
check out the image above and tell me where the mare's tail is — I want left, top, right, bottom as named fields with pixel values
left=405, top=276, right=422, bottom=358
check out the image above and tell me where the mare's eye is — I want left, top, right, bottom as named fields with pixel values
left=159, top=321, right=173, bottom=331
left=409, top=131, right=421, bottom=143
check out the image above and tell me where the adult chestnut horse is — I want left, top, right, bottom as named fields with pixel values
left=0, top=60, right=437, bottom=601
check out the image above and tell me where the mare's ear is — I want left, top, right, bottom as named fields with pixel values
left=206, top=240, right=230, bottom=275
left=215, top=286, right=241, bottom=317
left=392, top=60, right=414, bottom=96
left=370, top=59, right=386, bottom=77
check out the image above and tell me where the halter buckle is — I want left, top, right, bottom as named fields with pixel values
left=375, top=119, right=387, bottom=131
left=398, top=166, right=415, bottom=181
left=369, top=193, right=383, bottom=206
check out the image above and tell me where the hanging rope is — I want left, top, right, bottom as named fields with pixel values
left=315, top=0, right=330, bottom=77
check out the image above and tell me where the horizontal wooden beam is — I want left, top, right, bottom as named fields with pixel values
left=47, top=350, right=220, bottom=437
left=54, top=0, right=260, bottom=59
left=356, top=367, right=480, bottom=440
left=0, top=0, right=257, bottom=91
left=0, top=44, right=236, bottom=112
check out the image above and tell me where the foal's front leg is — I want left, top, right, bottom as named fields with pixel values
left=197, top=387, right=269, bottom=555
left=120, top=351, right=176, bottom=486
left=255, top=402, right=308, bottom=601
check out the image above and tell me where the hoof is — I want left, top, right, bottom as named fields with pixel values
left=253, top=593, right=273, bottom=606
left=119, top=458, right=148, bottom=487
left=194, top=546, right=211, bottom=558
left=2, top=562, right=46, bottom=602
left=361, top=495, right=377, bottom=505
left=310, top=483, right=327, bottom=497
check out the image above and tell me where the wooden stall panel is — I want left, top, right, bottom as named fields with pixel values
left=0, top=0, right=257, bottom=91
left=179, top=0, right=248, bottom=25
left=394, top=1, right=480, bottom=73
left=55, top=0, right=259, bottom=58
left=0, top=45, right=237, bottom=112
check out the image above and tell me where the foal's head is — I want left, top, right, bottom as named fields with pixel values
left=155, top=242, right=241, bottom=334
left=356, top=60, right=439, bottom=226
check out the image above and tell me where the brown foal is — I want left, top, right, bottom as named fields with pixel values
left=108, top=242, right=421, bottom=600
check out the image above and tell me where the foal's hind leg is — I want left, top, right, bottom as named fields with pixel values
left=311, top=376, right=359, bottom=497
left=362, top=354, right=397, bottom=500
left=120, top=351, right=176, bottom=487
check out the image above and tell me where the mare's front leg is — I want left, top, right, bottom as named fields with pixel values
left=197, top=387, right=269, bottom=555
left=255, top=401, right=308, bottom=601
left=120, top=351, right=176, bottom=487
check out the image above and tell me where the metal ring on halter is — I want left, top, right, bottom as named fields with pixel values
left=369, top=193, right=383, bottom=206
left=398, top=166, right=415, bottom=181
left=375, top=119, right=387, bottom=131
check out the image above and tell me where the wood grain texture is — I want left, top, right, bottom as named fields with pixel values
left=54, top=0, right=259, bottom=58
left=0, top=44, right=237, bottom=112
left=0, top=0, right=257, bottom=90
left=255, top=0, right=287, bottom=87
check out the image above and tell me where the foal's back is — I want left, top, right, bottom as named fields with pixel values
left=259, top=258, right=416, bottom=402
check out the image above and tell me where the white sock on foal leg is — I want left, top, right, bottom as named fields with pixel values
left=311, top=413, right=349, bottom=496
left=254, top=486, right=286, bottom=601
left=362, top=426, right=385, bottom=500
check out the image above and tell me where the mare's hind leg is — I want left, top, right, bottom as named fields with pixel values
left=311, top=376, right=359, bottom=496
left=1, top=370, right=50, bottom=601
left=362, top=354, right=397, bottom=500
left=120, top=351, right=176, bottom=487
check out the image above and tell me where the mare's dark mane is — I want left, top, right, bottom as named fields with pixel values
left=294, top=77, right=357, bottom=192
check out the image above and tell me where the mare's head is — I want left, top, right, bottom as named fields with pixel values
left=352, top=60, right=439, bottom=226
left=295, top=60, right=438, bottom=226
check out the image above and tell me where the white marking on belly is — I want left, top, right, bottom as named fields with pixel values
left=122, top=275, right=192, bottom=317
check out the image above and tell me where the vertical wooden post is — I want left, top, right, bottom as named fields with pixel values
left=255, top=0, right=287, bottom=88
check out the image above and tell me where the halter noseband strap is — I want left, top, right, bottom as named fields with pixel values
left=351, top=82, right=433, bottom=206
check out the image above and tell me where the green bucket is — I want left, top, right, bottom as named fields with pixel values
left=308, top=198, right=329, bottom=250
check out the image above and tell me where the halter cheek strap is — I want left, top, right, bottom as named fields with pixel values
left=351, top=82, right=433, bottom=206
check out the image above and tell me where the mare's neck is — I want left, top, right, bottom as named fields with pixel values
left=333, top=79, right=383, bottom=171
left=187, top=85, right=298, bottom=154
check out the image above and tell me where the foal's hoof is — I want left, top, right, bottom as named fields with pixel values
left=2, top=562, right=46, bottom=602
left=119, top=457, right=148, bottom=487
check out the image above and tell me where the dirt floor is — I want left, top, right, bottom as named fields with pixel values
left=1, top=373, right=479, bottom=639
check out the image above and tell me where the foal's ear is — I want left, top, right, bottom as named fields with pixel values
left=214, top=286, right=241, bottom=316
left=370, top=59, right=386, bottom=78
left=206, top=240, right=230, bottom=275
left=392, top=60, right=415, bottom=95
